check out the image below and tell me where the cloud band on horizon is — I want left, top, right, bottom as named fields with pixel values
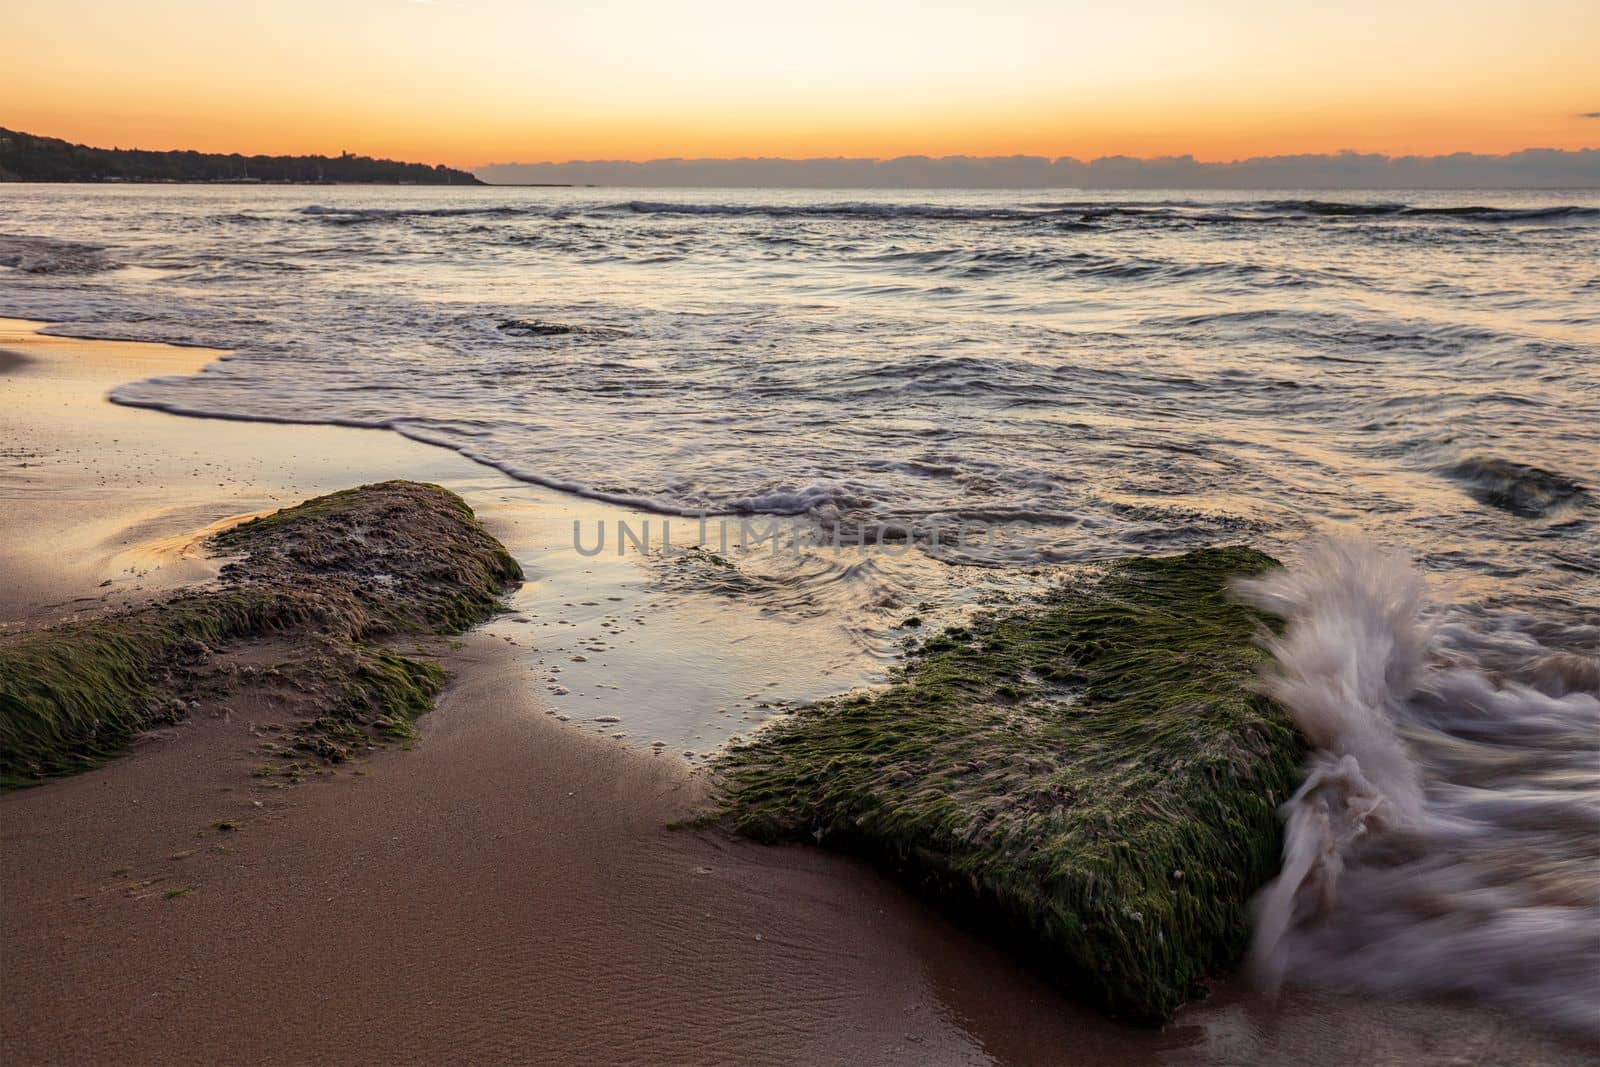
left=475, top=148, right=1600, bottom=189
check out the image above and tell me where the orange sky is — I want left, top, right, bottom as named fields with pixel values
left=7, top=0, right=1598, bottom=167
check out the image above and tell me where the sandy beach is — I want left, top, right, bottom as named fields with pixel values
left=2, top=319, right=1593, bottom=1066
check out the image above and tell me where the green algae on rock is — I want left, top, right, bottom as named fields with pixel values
left=715, top=546, right=1304, bottom=1025
left=0, top=481, right=522, bottom=788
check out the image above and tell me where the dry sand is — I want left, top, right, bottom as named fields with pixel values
left=2, top=319, right=1593, bottom=1065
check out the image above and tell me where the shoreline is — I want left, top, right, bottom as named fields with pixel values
left=2, top=320, right=1592, bottom=1064
left=0, top=317, right=885, bottom=759
left=0, top=319, right=1090, bottom=1063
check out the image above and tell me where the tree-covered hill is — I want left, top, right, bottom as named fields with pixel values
left=0, top=128, right=483, bottom=184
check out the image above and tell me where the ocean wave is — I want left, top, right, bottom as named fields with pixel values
left=0, top=234, right=113, bottom=274
left=620, top=198, right=1600, bottom=228
left=847, top=245, right=1319, bottom=288
left=1239, top=539, right=1600, bottom=1035
left=1260, top=199, right=1410, bottom=217
left=1402, top=204, right=1600, bottom=222
left=299, top=203, right=541, bottom=221
left=623, top=200, right=1044, bottom=221
left=496, top=318, right=629, bottom=339
left=1264, top=200, right=1600, bottom=223
left=288, top=198, right=1600, bottom=232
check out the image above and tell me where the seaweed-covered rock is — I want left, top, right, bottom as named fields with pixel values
left=716, top=547, right=1304, bottom=1024
left=0, top=481, right=521, bottom=787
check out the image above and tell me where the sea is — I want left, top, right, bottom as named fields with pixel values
left=2, top=185, right=1597, bottom=1031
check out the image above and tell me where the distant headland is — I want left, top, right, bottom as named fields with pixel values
left=0, top=128, right=483, bottom=185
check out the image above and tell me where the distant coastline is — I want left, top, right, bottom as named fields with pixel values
left=0, top=128, right=482, bottom=185
left=8, top=127, right=1595, bottom=189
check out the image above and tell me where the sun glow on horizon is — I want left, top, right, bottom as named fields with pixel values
left=6, top=0, right=1598, bottom=168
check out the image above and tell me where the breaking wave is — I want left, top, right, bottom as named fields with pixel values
left=1239, top=539, right=1600, bottom=1034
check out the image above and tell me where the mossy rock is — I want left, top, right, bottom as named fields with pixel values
left=0, top=481, right=522, bottom=788
left=715, top=546, right=1304, bottom=1025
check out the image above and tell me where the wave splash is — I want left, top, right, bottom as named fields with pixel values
left=1237, top=538, right=1600, bottom=1033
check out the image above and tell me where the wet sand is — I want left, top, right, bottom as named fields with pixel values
left=2, top=319, right=1593, bottom=1065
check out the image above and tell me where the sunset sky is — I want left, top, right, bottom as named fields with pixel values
left=8, top=0, right=1598, bottom=166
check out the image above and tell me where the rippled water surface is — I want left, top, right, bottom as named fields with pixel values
left=3, top=186, right=1596, bottom=606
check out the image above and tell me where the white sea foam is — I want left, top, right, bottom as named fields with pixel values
left=1238, top=538, right=1600, bottom=1033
